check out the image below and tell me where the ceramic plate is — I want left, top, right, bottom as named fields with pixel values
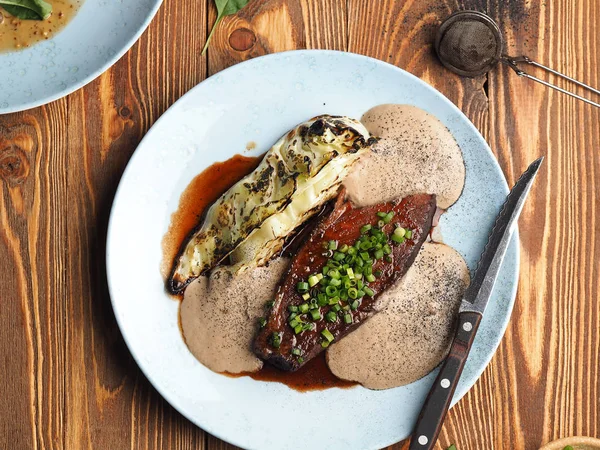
left=0, top=0, right=162, bottom=113
left=106, top=50, right=519, bottom=450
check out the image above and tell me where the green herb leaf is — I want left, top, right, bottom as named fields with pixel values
left=447, top=445, right=457, bottom=450
left=1, top=0, right=52, bottom=20
left=202, top=0, right=251, bottom=54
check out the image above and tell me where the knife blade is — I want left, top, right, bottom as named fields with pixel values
left=409, top=157, right=544, bottom=450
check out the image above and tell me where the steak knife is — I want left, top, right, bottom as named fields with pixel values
left=409, top=157, right=544, bottom=450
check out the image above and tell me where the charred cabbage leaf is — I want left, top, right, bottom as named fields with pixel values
left=168, top=115, right=375, bottom=293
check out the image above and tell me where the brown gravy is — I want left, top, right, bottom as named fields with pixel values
left=226, top=353, right=357, bottom=392
left=161, top=154, right=262, bottom=279
left=0, top=1, right=82, bottom=52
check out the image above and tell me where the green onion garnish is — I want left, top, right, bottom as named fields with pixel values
left=357, top=289, right=365, bottom=298
left=332, top=304, right=342, bottom=312
left=360, top=251, right=370, bottom=261
left=310, top=309, right=322, bottom=321
left=258, top=317, right=267, bottom=328
left=308, top=275, right=320, bottom=287
left=384, top=211, right=394, bottom=224
left=328, top=296, right=340, bottom=306
left=374, top=249, right=384, bottom=260
left=391, top=234, right=405, bottom=244
left=302, top=292, right=310, bottom=300
left=383, top=243, right=392, bottom=255
left=350, top=300, right=359, bottom=310
left=294, top=324, right=303, bottom=334
left=328, top=269, right=340, bottom=279
left=289, top=317, right=299, bottom=328
left=328, top=240, right=338, bottom=250
left=292, top=347, right=301, bottom=356
left=298, top=356, right=304, bottom=363
left=360, top=224, right=372, bottom=234
left=344, top=313, right=352, bottom=324
left=325, top=311, right=337, bottom=322
left=346, top=267, right=355, bottom=279
left=378, top=220, right=385, bottom=228
left=329, top=278, right=342, bottom=287
left=377, top=211, right=387, bottom=218
left=322, top=265, right=330, bottom=276
left=325, top=286, right=338, bottom=297
left=271, top=332, right=281, bottom=348
left=321, top=341, right=330, bottom=348
left=366, top=274, right=376, bottom=282
left=405, top=229, right=413, bottom=239
left=348, top=287, right=358, bottom=299
left=288, top=305, right=298, bottom=313
left=333, top=251, right=345, bottom=261
left=303, top=323, right=315, bottom=331
left=317, top=295, right=328, bottom=307
left=394, top=226, right=406, bottom=237
left=321, top=328, right=335, bottom=342
left=364, top=286, right=375, bottom=297
left=299, top=303, right=309, bottom=313
left=297, top=281, right=309, bottom=293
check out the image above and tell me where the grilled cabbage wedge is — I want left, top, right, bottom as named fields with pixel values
left=168, top=115, right=376, bottom=293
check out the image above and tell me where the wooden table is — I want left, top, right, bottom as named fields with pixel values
left=1, top=1, right=599, bottom=449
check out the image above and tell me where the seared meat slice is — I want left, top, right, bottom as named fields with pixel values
left=254, top=191, right=436, bottom=371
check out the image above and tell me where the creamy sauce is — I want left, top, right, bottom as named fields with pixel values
left=0, top=1, right=82, bottom=53
left=343, top=104, right=465, bottom=209
left=326, top=242, right=469, bottom=389
left=181, top=257, right=289, bottom=374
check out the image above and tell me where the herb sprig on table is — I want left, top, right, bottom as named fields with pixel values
left=202, top=0, right=250, bottom=54
left=0, top=0, right=52, bottom=20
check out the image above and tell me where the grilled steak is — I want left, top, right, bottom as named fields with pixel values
left=254, top=191, right=436, bottom=371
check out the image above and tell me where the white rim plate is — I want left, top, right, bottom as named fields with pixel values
left=0, top=0, right=163, bottom=113
left=106, top=50, right=519, bottom=450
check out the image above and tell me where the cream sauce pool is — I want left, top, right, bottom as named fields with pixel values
left=179, top=104, right=468, bottom=389
left=0, top=1, right=82, bottom=53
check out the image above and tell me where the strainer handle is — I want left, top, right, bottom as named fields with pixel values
left=503, top=55, right=600, bottom=108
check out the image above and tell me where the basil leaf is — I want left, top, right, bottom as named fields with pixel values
left=202, top=0, right=251, bottom=54
left=0, top=0, right=52, bottom=20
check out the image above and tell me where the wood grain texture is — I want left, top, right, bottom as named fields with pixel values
left=1, top=0, right=599, bottom=449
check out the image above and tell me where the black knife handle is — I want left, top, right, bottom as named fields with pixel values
left=408, top=311, right=482, bottom=450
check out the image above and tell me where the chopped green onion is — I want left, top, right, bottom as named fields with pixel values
left=364, top=265, right=372, bottom=275
left=332, top=304, right=342, bottom=312
left=322, top=265, right=330, bottom=276
left=308, top=275, right=320, bottom=287
left=350, top=300, right=359, bottom=310
left=299, top=303, right=309, bottom=313
left=347, top=247, right=357, bottom=256
left=333, top=251, right=345, bottom=261
left=385, top=255, right=393, bottom=263
left=344, top=313, right=352, bottom=324
left=258, top=317, right=267, bottom=328
left=288, top=305, right=298, bottom=313
left=297, top=282, right=309, bottom=293
left=329, top=278, right=342, bottom=287
left=374, top=249, right=384, bottom=260
left=384, top=211, right=394, bottom=224
left=366, top=274, right=376, bottom=282
left=348, top=287, right=358, bottom=299
left=354, top=272, right=363, bottom=280
left=391, top=234, right=405, bottom=244
left=328, top=296, right=340, bottom=305
left=328, top=240, right=338, bottom=250
left=364, top=286, right=375, bottom=297
left=298, top=356, right=304, bottom=363
left=302, top=293, right=310, bottom=301
left=339, top=290, right=348, bottom=301
left=346, top=267, right=355, bottom=279
left=292, top=347, right=301, bottom=356
left=271, top=332, right=281, bottom=348
left=325, top=286, right=339, bottom=297
left=325, top=311, right=337, bottom=322
left=310, top=309, right=322, bottom=321
left=317, top=295, right=328, bottom=307
left=339, top=244, right=349, bottom=253
left=289, top=312, right=298, bottom=321
left=357, top=289, right=365, bottom=298
left=383, top=243, right=392, bottom=255
left=356, top=279, right=364, bottom=290
left=360, top=241, right=372, bottom=250
left=360, top=224, right=372, bottom=234
left=328, top=260, right=341, bottom=268
left=394, top=226, right=406, bottom=237
left=289, top=317, right=299, bottom=328
left=375, top=269, right=383, bottom=277
left=377, top=211, right=387, bottom=218
left=294, top=324, right=303, bottom=334
left=303, top=323, right=315, bottom=331
left=321, top=341, right=330, bottom=348
left=360, top=251, right=370, bottom=261
left=321, top=328, right=335, bottom=342
left=378, top=220, right=385, bottom=228
left=316, top=273, right=324, bottom=280
left=405, top=230, right=413, bottom=239
left=328, top=269, right=340, bottom=279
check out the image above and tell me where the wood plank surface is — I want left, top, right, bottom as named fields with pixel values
left=1, top=0, right=599, bottom=449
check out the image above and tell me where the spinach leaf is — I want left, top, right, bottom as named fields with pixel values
left=0, top=0, right=52, bottom=20
left=202, top=0, right=251, bottom=54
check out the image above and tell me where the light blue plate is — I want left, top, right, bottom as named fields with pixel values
left=107, top=50, right=518, bottom=450
left=0, top=0, right=163, bottom=113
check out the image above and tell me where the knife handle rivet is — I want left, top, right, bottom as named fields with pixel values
left=418, top=435, right=428, bottom=445
left=462, top=322, right=473, bottom=332
left=440, top=378, right=450, bottom=388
